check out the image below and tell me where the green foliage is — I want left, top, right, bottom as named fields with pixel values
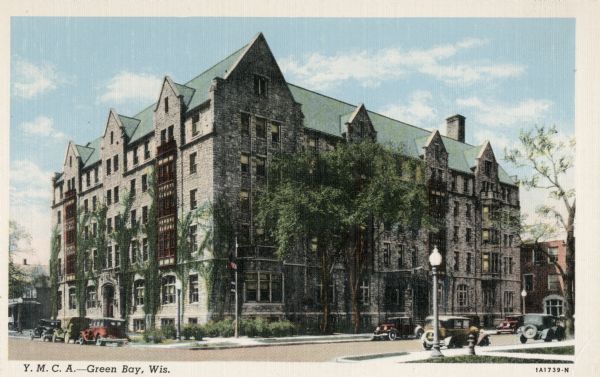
left=268, top=319, right=296, bottom=337
left=9, top=221, right=32, bottom=299
left=49, top=226, right=60, bottom=318
left=142, top=328, right=163, bottom=343
left=142, top=170, right=160, bottom=328
left=161, top=324, right=177, bottom=339
left=75, top=207, right=94, bottom=317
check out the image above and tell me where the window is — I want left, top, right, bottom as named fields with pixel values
left=161, top=129, right=167, bottom=144
left=84, top=199, right=89, bottom=213
left=69, top=156, right=72, bottom=167
left=107, top=218, right=112, bottom=234
left=509, top=257, right=513, bottom=274
left=483, top=287, right=495, bottom=307
left=503, top=234, right=508, bottom=247
left=92, top=196, right=97, bottom=210
left=69, top=288, right=76, bottom=310
left=466, top=204, right=471, bottom=218
left=86, top=286, right=96, bottom=308
left=113, top=155, right=119, bottom=172
left=94, top=167, right=99, bottom=183
left=190, top=189, right=197, bottom=210
left=57, top=291, right=62, bottom=310
left=106, top=158, right=111, bottom=175
left=133, top=319, right=145, bottom=332
left=57, top=210, right=62, bottom=224
left=142, top=206, right=148, bottom=225
left=509, top=235, right=514, bottom=247
left=114, top=245, right=120, bottom=267
left=359, top=280, right=370, bottom=305
left=484, top=160, right=492, bottom=177
left=130, top=179, right=136, bottom=197
left=135, top=280, right=144, bottom=306
left=168, top=125, right=174, bottom=141
left=503, top=291, right=514, bottom=313
left=466, top=228, right=472, bottom=244
left=105, top=245, right=112, bottom=268
left=524, top=274, right=533, bottom=291
left=255, top=156, right=266, bottom=177
left=466, top=253, right=472, bottom=273
left=241, top=113, right=250, bottom=135
left=131, top=210, right=137, bottom=227
left=547, top=247, right=558, bottom=263
left=454, top=252, right=460, bottom=271
left=189, top=225, right=197, bottom=253
left=240, top=154, right=249, bottom=173
left=161, top=318, right=174, bottom=327
left=482, top=206, right=490, bottom=222
left=397, top=244, right=404, bottom=268
left=92, top=223, right=97, bottom=237
left=164, top=97, right=169, bottom=113
left=482, top=229, right=489, bottom=242
left=453, top=201, right=459, bottom=217
left=162, top=275, right=176, bottom=304
left=190, top=152, right=197, bottom=174
left=131, top=147, right=138, bottom=166
left=110, top=131, right=114, bottom=144
left=240, top=190, right=249, bottom=212
left=256, top=117, right=266, bottom=138
left=482, top=253, right=490, bottom=273
left=457, top=284, right=468, bottom=308
left=86, top=171, right=91, bottom=187
left=189, top=275, right=199, bottom=303
left=142, top=174, right=148, bottom=192
left=383, top=243, right=391, bottom=267
left=453, top=226, right=459, bottom=242
left=142, top=238, right=148, bottom=261
left=270, top=122, right=280, bottom=143
left=548, top=275, right=561, bottom=291
left=144, top=141, right=150, bottom=159
left=114, top=186, right=119, bottom=203
left=463, top=177, right=469, bottom=194
left=188, top=318, right=198, bottom=325
left=244, top=272, right=282, bottom=303
left=131, top=240, right=138, bottom=263
left=192, top=113, right=200, bottom=136
left=545, top=298, right=564, bottom=317
left=253, top=75, right=267, bottom=96
left=491, top=253, right=500, bottom=273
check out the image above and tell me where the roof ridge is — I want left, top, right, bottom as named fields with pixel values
left=184, top=44, right=248, bottom=87
left=287, top=83, right=358, bottom=109
left=118, top=113, right=141, bottom=121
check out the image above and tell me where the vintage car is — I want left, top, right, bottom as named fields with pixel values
left=372, top=316, right=424, bottom=340
left=517, top=314, right=565, bottom=343
left=30, top=319, right=61, bottom=341
left=52, top=317, right=91, bottom=343
left=496, top=315, right=524, bottom=334
left=78, top=318, right=129, bottom=346
left=421, top=315, right=490, bottom=349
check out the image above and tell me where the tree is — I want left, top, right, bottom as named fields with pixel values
left=505, top=125, right=575, bottom=337
left=257, top=141, right=428, bottom=333
left=9, top=221, right=32, bottom=298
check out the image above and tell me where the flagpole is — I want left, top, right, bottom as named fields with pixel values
left=234, top=237, right=239, bottom=338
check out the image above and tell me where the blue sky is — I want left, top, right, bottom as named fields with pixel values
left=10, top=17, right=575, bottom=263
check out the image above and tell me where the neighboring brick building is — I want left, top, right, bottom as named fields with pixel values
left=520, top=240, right=567, bottom=316
left=50, top=33, right=520, bottom=331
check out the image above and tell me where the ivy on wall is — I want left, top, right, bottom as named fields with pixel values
left=49, top=226, right=60, bottom=319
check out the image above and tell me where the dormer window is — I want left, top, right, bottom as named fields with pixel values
left=164, top=97, right=169, bottom=113
left=253, top=75, right=267, bottom=96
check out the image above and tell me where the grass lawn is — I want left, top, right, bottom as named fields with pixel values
left=503, top=346, right=574, bottom=355
left=412, top=355, right=573, bottom=363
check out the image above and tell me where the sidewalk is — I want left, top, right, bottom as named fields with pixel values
left=337, top=339, right=575, bottom=364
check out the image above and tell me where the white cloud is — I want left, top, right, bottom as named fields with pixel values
left=473, top=129, right=511, bottom=152
left=379, top=90, right=437, bottom=125
left=456, top=96, right=552, bottom=127
left=280, top=38, right=524, bottom=90
left=99, top=71, right=162, bottom=104
left=13, top=59, right=62, bottom=99
left=20, top=116, right=68, bottom=140
left=10, top=160, right=53, bottom=204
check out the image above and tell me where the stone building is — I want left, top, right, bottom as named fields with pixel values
left=50, top=33, right=521, bottom=331
left=520, top=240, right=567, bottom=316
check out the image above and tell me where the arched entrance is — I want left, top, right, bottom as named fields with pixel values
left=102, top=284, right=115, bottom=318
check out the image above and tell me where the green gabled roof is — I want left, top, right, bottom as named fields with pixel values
left=118, top=114, right=141, bottom=139
left=75, top=144, right=94, bottom=164
left=498, top=165, right=516, bottom=185
left=173, top=82, right=196, bottom=108
left=184, top=45, right=247, bottom=110
left=82, top=137, right=102, bottom=168
left=128, top=104, right=155, bottom=144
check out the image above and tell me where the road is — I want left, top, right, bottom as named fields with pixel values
left=9, top=334, right=524, bottom=362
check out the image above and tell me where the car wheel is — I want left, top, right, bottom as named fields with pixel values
left=78, top=337, right=85, bottom=345
left=422, top=341, right=432, bottom=350
left=520, top=335, right=527, bottom=344
left=522, top=325, right=538, bottom=339
left=95, top=336, right=104, bottom=346
left=479, top=336, right=490, bottom=347
left=416, top=329, right=424, bottom=339
left=388, top=331, right=398, bottom=341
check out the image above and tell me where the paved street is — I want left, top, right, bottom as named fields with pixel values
left=10, top=333, right=524, bottom=362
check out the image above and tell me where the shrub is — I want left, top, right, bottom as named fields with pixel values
left=161, top=324, right=177, bottom=340
left=216, top=319, right=234, bottom=337
left=182, top=325, right=193, bottom=340
left=203, top=321, right=220, bottom=337
left=191, top=324, right=204, bottom=340
left=143, top=328, right=163, bottom=344
left=269, top=320, right=296, bottom=337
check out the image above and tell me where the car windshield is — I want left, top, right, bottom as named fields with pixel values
left=524, top=315, right=546, bottom=326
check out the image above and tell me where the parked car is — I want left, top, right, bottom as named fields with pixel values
left=52, top=317, right=91, bottom=343
left=30, top=319, right=62, bottom=341
left=517, top=314, right=565, bottom=343
left=421, top=315, right=490, bottom=349
left=78, top=318, right=129, bottom=346
left=496, top=315, right=524, bottom=334
left=372, top=316, right=424, bottom=340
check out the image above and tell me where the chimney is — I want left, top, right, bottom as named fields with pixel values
left=446, top=114, right=466, bottom=143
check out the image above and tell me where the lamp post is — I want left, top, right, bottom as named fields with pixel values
left=521, top=289, right=527, bottom=315
left=429, top=246, right=443, bottom=358
left=176, top=279, right=182, bottom=341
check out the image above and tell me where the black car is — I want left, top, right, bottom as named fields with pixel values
left=30, top=319, right=62, bottom=341
left=518, top=314, right=565, bottom=343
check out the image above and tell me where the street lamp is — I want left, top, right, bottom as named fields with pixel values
left=429, top=246, right=443, bottom=358
left=176, top=279, right=182, bottom=341
left=521, top=289, right=527, bottom=315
